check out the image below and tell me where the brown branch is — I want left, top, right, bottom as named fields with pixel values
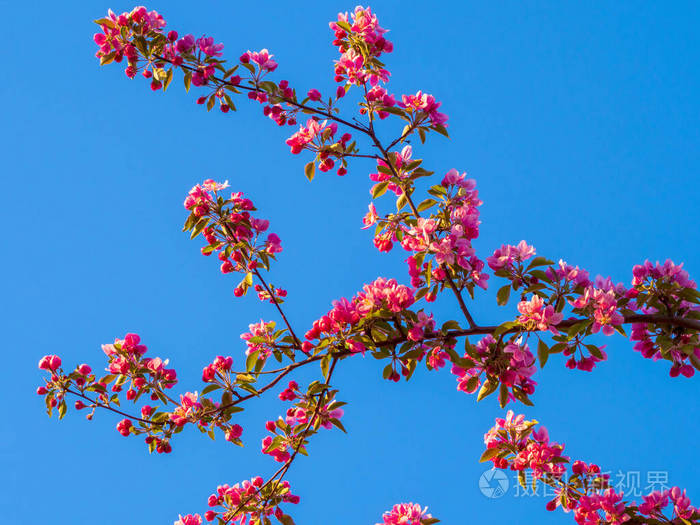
left=153, top=54, right=370, bottom=135
left=224, top=357, right=340, bottom=522
left=365, top=128, right=480, bottom=329
left=65, top=388, right=162, bottom=426
left=373, top=312, right=700, bottom=348
left=217, top=221, right=304, bottom=353
left=443, top=271, right=477, bottom=328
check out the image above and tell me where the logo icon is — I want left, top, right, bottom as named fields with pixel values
left=479, top=469, right=509, bottom=498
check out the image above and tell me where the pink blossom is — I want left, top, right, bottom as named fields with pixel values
left=545, top=259, right=590, bottom=287
left=196, top=36, right=223, bottom=57
left=116, top=418, right=133, bottom=436
left=38, top=355, right=61, bottom=371
left=362, top=202, right=379, bottom=229
left=487, top=240, right=536, bottom=271
left=241, top=49, right=278, bottom=72
left=517, top=295, right=563, bottom=333
left=265, top=233, right=282, bottom=254
left=398, top=91, right=448, bottom=126
left=632, top=259, right=696, bottom=289
left=175, top=514, right=202, bottom=525
left=377, top=503, right=431, bottom=525
left=442, top=168, right=476, bottom=189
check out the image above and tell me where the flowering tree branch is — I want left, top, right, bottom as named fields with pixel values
left=36, top=6, right=700, bottom=525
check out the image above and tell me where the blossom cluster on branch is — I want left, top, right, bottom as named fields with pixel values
left=36, top=5, right=700, bottom=525
left=482, top=411, right=699, bottom=524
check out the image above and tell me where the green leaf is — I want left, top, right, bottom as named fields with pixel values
left=246, top=350, right=259, bottom=372
left=163, top=68, right=174, bottom=91
left=519, top=470, right=527, bottom=489
left=513, top=388, right=534, bottom=406
left=259, top=80, right=277, bottom=93
left=431, top=124, right=449, bottom=138
left=183, top=71, right=192, bottom=92
left=99, top=52, right=116, bottom=66
left=585, top=344, right=604, bottom=360
left=441, top=320, right=461, bottom=331
left=498, top=383, right=509, bottom=408
left=201, top=384, right=221, bottom=395
left=304, top=161, right=315, bottom=181
left=58, top=399, right=67, bottom=420
left=206, top=95, right=215, bottom=111
left=529, top=269, right=550, bottom=281
left=238, top=383, right=259, bottom=396
left=335, top=20, right=353, bottom=32
left=479, top=448, right=501, bottom=463
left=330, top=418, right=346, bottom=433
left=496, top=285, right=511, bottom=306
left=477, top=379, right=498, bottom=401
left=382, top=363, right=393, bottom=379
left=381, top=106, right=406, bottom=117
left=320, top=354, right=331, bottom=380
left=537, top=339, right=549, bottom=368
left=526, top=256, right=554, bottom=271
left=182, top=213, right=196, bottom=232
left=396, top=193, right=408, bottom=211
left=223, top=94, right=236, bottom=111
left=493, top=321, right=518, bottom=338
left=190, top=218, right=210, bottom=240
left=94, top=18, right=115, bottom=28
left=567, top=320, right=591, bottom=337
left=549, top=342, right=567, bottom=354
left=416, top=198, right=437, bottom=212
left=372, top=181, right=389, bottom=199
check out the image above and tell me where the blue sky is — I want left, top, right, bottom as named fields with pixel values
left=3, top=1, right=700, bottom=524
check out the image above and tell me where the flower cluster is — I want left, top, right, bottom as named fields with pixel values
left=637, top=487, right=696, bottom=521
left=285, top=118, right=355, bottom=176
left=570, top=285, right=624, bottom=336
left=240, top=320, right=283, bottom=364
left=94, top=7, right=166, bottom=61
left=369, top=168, right=487, bottom=301
left=330, top=6, right=393, bottom=87
left=369, top=145, right=416, bottom=197
left=175, top=476, right=300, bottom=524
left=487, top=247, right=622, bottom=373
left=240, top=49, right=278, bottom=74
left=487, top=240, right=536, bottom=273
left=101, top=333, right=178, bottom=393
left=482, top=412, right=699, bottom=524
left=183, top=181, right=284, bottom=297
left=61, top=8, right=700, bottom=525
left=377, top=503, right=435, bottom=525
left=451, top=335, right=537, bottom=406
left=627, top=259, right=700, bottom=377
left=262, top=396, right=344, bottom=464
left=253, top=284, right=288, bottom=303
left=397, top=91, right=448, bottom=127
left=632, top=259, right=696, bottom=289
left=517, top=295, right=563, bottom=333
left=201, top=355, right=233, bottom=383
left=38, top=333, right=250, bottom=453
left=363, top=84, right=397, bottom=119
left=305, top=277, right=417, bottom=343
